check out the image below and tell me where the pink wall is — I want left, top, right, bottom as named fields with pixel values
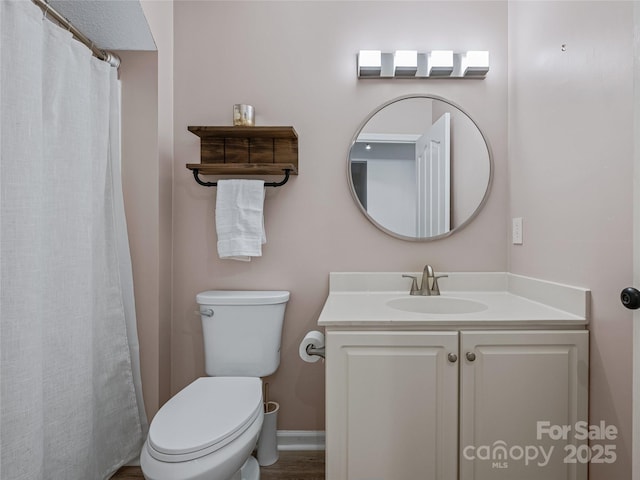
left=508, top=2, right=634, bottom=478
left=120, top=50, right=166, bottom=419
left=172, top=1, right=508, bottom=430
left=140, top=0, right=174, bottom=418
left=119, top=0, right=174, bottom=420
left=122, top=4, right=634, bottom=477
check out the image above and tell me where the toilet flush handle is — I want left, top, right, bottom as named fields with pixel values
left=196, top=309, right=214, bottom=317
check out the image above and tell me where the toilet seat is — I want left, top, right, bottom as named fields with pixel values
left=147, top=377, right=262, bottom=463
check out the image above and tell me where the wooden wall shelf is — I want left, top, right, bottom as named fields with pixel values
left=186, top=126, right=299, bottom=178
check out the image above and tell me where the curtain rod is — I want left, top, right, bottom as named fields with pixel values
left=32, top=0, right=120, bottom=68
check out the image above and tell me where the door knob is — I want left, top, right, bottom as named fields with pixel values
left=621, top=287, right=640, bottom=310
left=447, top=353, right=458, bottom=363
left=466, top=352, right=476, bottom=362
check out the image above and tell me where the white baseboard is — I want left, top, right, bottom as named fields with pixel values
left=277, top=430, right=326, bottom=451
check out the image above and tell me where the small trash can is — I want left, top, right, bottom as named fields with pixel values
left=257, top=401, right=279, bottom=466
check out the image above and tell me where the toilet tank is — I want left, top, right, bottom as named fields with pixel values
left=196, top=290, right=289, bottom=377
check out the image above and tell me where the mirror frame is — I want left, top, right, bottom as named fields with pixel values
left=347, top=93, right=494, bottom=242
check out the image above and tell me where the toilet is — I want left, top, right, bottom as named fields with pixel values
left=140, top=290, right=290, bottom=480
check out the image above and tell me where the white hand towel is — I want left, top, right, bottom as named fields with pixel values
left=215, top=179, right=266, bottom=261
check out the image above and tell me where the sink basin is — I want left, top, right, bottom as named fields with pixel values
left=387, top=296, right=488, bottom=314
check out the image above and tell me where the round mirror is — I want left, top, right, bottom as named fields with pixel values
left=348, top=94, right=493, bottom=241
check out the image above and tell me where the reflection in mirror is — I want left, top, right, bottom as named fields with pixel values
left=348, top=94, right=492, bottom=241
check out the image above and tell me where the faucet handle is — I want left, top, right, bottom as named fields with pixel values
left=431, top=274, right=448, bottom=296
left=402, top=274, right=419, bottom=295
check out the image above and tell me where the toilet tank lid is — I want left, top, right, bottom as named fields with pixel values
left=196, top=290, right=290, bottom=306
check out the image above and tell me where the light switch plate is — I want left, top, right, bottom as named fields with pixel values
left=512, top=217, right=523, bottom=245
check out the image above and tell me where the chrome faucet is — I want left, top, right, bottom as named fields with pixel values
left=402, top=265, right=448, bottom=296
left=420, top=264, right=435, bottom=295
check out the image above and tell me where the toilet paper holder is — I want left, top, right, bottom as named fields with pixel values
left=305, top=344, right=325, bottom=359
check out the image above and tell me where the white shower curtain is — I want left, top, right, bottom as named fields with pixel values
left=0, top=1, right=147, bottom=479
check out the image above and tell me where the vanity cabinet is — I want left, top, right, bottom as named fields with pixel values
left=326, top=331, right=459, bottom=480
left=325, top=329, right=589, bottom=480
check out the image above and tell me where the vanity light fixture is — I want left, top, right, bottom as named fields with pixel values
left=357, top=50, right=489, bottom=79
left=357, top=50, right=382, bottom=77
left=461, top=50, right=490, bottom=76
left=393, top=50, right=418, bottom=76
left=427, top=50, right=454, bottom=76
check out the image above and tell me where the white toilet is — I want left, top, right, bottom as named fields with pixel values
left=140, top=290, right=290, bottom=480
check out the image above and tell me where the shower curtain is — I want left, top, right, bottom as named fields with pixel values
left=0, top=1, right=147, bottom=478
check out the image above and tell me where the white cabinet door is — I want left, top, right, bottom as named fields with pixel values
left=459, top=331, right=589, bottom=480
left=326, top=330, right=459, bottom=480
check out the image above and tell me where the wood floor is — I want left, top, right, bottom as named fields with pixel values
left=111, top=450, right=325, bottom=480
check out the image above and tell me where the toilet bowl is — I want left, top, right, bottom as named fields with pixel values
left=141, top=377, right=264, bottom=480
left=140, top=290, right=289, bottom=480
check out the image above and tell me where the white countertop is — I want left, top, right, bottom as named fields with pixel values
left=317, top=272, right=590, bottom=329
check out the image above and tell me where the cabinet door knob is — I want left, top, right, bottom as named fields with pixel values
left=447, top=353, right=458, bottom=363
left=466, top=352, right=476, bottom=362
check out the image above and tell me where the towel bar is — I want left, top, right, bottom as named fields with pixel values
left=192, top=168, right=292, bottom=188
